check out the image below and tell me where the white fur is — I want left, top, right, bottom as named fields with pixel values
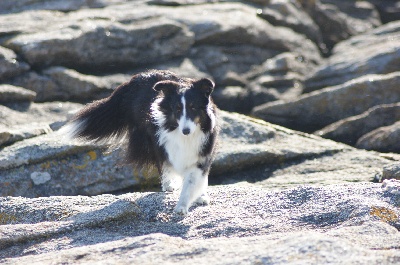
left=59, top=119, right=87, bottom=140
left=178, top=95, right=197, bottom=135
left=152, top=93, right=211, bottom=216
left=207, top=103, right=216, bottom=132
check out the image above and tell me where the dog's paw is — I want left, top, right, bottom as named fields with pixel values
left=195, top=194, right=210, bottom=205
left=162, top=184, right=175, bottom=192
left=174, top=205, right=188, bottom=216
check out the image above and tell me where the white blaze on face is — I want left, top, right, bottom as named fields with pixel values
left=178, top=94, right=196, bottom=136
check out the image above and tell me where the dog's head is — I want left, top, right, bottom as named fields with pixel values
left=153, top=78, right=216, bottom=136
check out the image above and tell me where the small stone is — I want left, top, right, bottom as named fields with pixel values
left=30, top=172, right=51, bottom=185
left=382, top=179, right=400, bottom=195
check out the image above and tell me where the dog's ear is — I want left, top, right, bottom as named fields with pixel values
left=194, top=78, right=215, bottom=97
left=153, top=81, right=179, bottom=95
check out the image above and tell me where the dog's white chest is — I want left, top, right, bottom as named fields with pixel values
left=159, top=127, right=207, bottom=173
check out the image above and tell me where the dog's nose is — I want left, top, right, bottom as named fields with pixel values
left=182, top=128, right=191, bottom=135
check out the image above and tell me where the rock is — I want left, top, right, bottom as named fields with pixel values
left=382, top=164, right=400, bottom=181
left=0, top=111, right=359, bottom=197
left=42, top=67, right=127, bottom=101
left=12, top=68, right=127, bottom=102
left=215, top=148, right=390, bottom=189
left=30, top=171, right=52, bottom=185
left=1, top=182, right=400, bottom=263
left=11, top=72, right=62, bottom=102
left=257, top=0, right=324, bottom=48
left=181, top=3, right=321, bottom=82
left=0, top=0, right=130, bottom=14
left=1, top=2, right=321, bottom=82
left=0, top=102, right=82, bottom=127
left=305, top=21, right=400, bottom=92
left=0, top=46, right=30, bottom=81
left=252, top=72, right=400, bottom=132
left=6, top=12, right=194, bottom=72
left=146, top=58, right=210, bottom=81
left=367, top=0, right=400, bottom=23
left=316, top=103, right=400, bottom=146
left=299, top=0, right=380, bottom=51
left=0, top=124, right=52, bottom=147
left=0, top=102, right=82, bottom=146
left=356, top=121, right=400, bottom=153
left=0, top=84, right=36, bottom=103
left=212, top=86, right=254, bottom=114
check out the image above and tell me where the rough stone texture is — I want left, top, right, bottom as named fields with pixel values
left=1, top=111, right=375, bottom=197
left=6, top=17, right=194, bottom=72
left=42, top=67, right=127, bottom=101
left=300, top=0, right=380, bottom=51
left=252, top=72, right=400, bottom=133
left=382, top=164, right=400, bottom=181
left=0, top=46, right=30, bottom=82
left=1, top=182, right=400, bottom=264
left=365, top=0, right=400, bottom=24
left=316, top=103, right=400, bottom=146
left=0, top=102, right=82, bottom=128
left=0, top=123, right=52, bottom=147
left=258, top=0, right=323, bottom=48
left=356, top=121, right=400, bottom=153
left=0, top=102, right=82, bottom=146
left=305, top=21, right=400, bottom=92
left=0, top=84, right=36, bottom=103
left=0, top=1, right=400, bottom=263
left=214, top=149, right=389, bottom=189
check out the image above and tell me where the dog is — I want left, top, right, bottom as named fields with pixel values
left=64, top=70, right=219, bottom=215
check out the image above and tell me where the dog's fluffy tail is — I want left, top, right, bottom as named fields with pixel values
left=63, top=94, right=128, bottom=145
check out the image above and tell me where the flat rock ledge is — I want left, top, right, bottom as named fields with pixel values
left=1, top=181, right=400, bottom=264
left=0, top=111, right=392, bottom=197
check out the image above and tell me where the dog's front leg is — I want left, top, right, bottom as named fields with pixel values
left=174, top=167, right=208, bottom=216
left=161, top=163, right=182, bottom=192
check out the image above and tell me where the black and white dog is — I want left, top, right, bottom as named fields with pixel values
left=65, top=70, right=219, bottom=215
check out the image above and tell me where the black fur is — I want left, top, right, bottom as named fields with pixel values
left=69, top=70, right=219, bottom=174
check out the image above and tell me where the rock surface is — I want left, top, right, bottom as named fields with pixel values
left=4, top=111, right=384, bottom=197
left=316, top=103, right=400, bottom=146
left=1, top=1, right=400, bottom=264
left=252, top=72, right=400, bottom=132
left=1, top=181, right=400, bottom=264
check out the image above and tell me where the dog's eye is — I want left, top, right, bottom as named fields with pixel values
left=176, top=105, right=182, bottom=112
left=188, top=104, right=196, bottom=111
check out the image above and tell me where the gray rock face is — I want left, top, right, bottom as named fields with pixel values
left=305, top=21, right=400, bottom=92
left=316, top=103, right=400, bottom=146
left=0, top=46, right=29, bottom=81
left=382, top=164, right=400, bottom=181
left=0, top=1, right=400, bottom=263
left=252, top=72, right=400, bottom=132
left=2, top=111, right=375, bottom=197
left=356, top=121, right=400, bottom=153
left=7, top=18, right=194, bottom=72
left=258, top=0, right=323, bottom=47
left=1, top=182, right=400, bottom=264
left=0, top=84, right=36, bottom=103
left=0, top=102, right=81, bottom=147
left=299, top=0, right=381, bottom=51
